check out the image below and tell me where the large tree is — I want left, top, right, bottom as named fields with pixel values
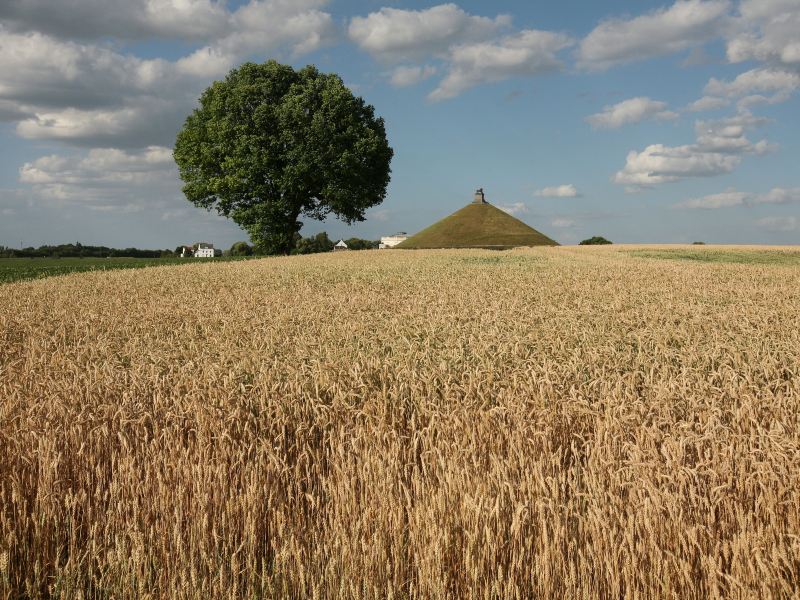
left=174, top=61, right=393, bottom=254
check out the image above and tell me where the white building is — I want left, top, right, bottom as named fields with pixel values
left=334, top=240, right=349, bottom=252
left=379, top=232, right=408, bottom=249
left=192, top=242, right=221, bottom=258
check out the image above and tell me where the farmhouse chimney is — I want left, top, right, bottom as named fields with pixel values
left=473, top=188, right=486, bottom=204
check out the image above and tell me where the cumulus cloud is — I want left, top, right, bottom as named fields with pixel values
left=348, top=4, right=511, bottom=63
left=703, top=68, right=799, bottom=111
left=685, top=96, right=730, bottom=112
left=349, top=4, right=571, bottom=100
left=756, top=216, right=798, bottom=232
left=674, top=186, right=800, bottom=208
left=705, top=67, right=800, bottom=97
left=615, top=113, right=772, bottom=188
left=577, top=0, right=731, bottom=70
left=0, top=0, right=228, bottom=41
left=726, top=0, right=800, bottom=66
left=428, top=29, right=572, bottom=101
left=389, top=65, right=437, bottom=88
left=0, top=0, right=334, bottom=49
left=586, top=97, right=678, bottom=129
left=751, top=187, right=800, bottom=205
left=551, top=218, right=575, bottom=228
left=497, top=202, right=528, bottom=216
left=18, top=146, right=179, bottom=211
left=674, top=189, right=749, bottom=208
left=0, top=0, right=334, bottom=148
left=534, top=184, right=580, bottom=198
left=616, top=144, right=740, bottom=188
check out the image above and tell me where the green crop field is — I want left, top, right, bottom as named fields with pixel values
left=0, top=256, right=253, bottom=284
left=628, top=248, right=800, bottom=265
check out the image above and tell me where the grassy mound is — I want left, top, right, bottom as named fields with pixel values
left=397, top=202, right=558, bottom=249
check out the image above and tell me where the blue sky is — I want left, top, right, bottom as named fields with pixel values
left=0, top=0, right=798, bottom=248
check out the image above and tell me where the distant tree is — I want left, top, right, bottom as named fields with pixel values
left=229, top=241, right=254, bottom=256
left=579, top=236, right=612, bottom=245
left=174, top=60, right=394, bottom=255
left=692, top=241, right=706, bottom=245
left=344, top=237, right=380, bottom=250
left=293, top=231, right=335, bottom=255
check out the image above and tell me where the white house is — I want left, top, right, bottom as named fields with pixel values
left=379, top=232, right=408, bottom=249
left=192, top=242, right=221, bottom=258
left=334, top=240, right=349, bottom=252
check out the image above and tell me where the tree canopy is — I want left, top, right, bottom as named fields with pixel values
left=174, top=61, right=393, bottom=255
left=579, top=236, right=612, bottom=245
left=229, top=241, right=254, bottom=256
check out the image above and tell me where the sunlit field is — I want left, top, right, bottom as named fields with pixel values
left=1, top=246, right=798, bottom=598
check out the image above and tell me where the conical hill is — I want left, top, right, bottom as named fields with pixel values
left=396, top=201, right=558, bottom=249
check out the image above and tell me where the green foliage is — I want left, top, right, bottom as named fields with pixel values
left=344, top=237, right=379, bottom=250
left=174, top=60, right=393, bottom=255
left=292, top=232, right=335, bottom=255
left=579, top=236, right=612, bottom=245
left=0, top=243, right=172, bottom=259
left=229, top=241, right=254, bottom=256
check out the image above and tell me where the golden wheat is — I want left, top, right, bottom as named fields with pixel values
left=1, top=245, right=799, bottom=599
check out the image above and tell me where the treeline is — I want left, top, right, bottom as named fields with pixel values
left=1, top=233, right=380, bottom=259
left=0, top=243, right=173, bottom=259
left=292, top=232, right=379, bottom=255
left=234, top=232, right=379, bottom=256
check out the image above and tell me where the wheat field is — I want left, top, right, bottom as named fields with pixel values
left=1, top=246, right=799, bottom=599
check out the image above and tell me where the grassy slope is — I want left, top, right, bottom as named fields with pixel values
left=397, top=202, right=558, bottom=249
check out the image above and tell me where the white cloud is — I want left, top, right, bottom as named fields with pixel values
left=756, top=216, right=798, bottom=232
left=534, top=184, right=580, bottom=198
left=705, top=67, right=800, bottom=97
left=348, top=4, right=510, bottom=63
left=675, top=186, right=800, bottom=208
left=675, top=189, right=749, bottom=208
left=428, top=29, right=572, bottom=101
left=497, top=202, right=528, bottom=216
left=586, top=97, right=678, bottom=129
left=751, top=187, right=800, bottom=205
left=615, top=113, right=772, bottom=188
left=551, top=218, right=575, bottom=228
left=389, top=65, right=437, bottom=88
left=349, top=5, right=572, bottom=100
left=693, top=113, right=771, bottom=154
left=0, top=0, right=229, bottom=41
left=685, top=95, right=730, bottom=112
left=726, top=0, right=800, bottom=66
left=367, top=208, right=391, bottom=222
left=18, top=146, right=179, bottom=211
left=577, top=0, right=731, bottom=70
left=615, top=143, right=740, bottom=187
left=0, top=0, right=334, bottom=50
left=0, top=1, right=334, bottom=148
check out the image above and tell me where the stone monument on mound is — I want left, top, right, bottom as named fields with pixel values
left=473, top=188, right=486, bottom=204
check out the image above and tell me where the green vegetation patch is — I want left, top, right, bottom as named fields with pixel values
left=0, top=256, right=253, bottom=284
left=629, top=249, right=800, bottom=266
left=456, top=254, right=542, bottom=266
